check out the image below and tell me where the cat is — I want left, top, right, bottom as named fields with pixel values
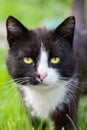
left=6, top=16, right=79, bottom=130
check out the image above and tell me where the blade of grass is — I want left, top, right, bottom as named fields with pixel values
left=66, top=114, right=77, bottom=130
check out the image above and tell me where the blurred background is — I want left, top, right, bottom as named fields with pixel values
left=0, top=0, right=72, bottom=48
left=0, top=0, right=87, bottom=129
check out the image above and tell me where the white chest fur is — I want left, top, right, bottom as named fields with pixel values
left=19, top=84, right=67, bottom=119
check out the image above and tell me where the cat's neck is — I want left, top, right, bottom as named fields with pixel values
left=19, top=84, right=67, bottom=118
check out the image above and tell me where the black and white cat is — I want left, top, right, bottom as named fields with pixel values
left=6, top=16, right=78, bottom=130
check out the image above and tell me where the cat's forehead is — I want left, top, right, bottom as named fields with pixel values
left=29, top=28, right=55, bottom=51
left=33, top=28, right=54, bottom=43
left=18, top=28, right=60, bottom=56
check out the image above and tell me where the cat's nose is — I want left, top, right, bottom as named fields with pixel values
left=38, top=72, right=48, bottom=81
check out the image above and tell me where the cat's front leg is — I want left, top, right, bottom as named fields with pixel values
left=53, top=117, right=76, bottom=130
left=54, top=126, right=73, bottom=130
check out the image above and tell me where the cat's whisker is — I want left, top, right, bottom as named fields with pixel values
left=0, top=78, right=30, bottom=91
left=16, top=78, right=31, bottom=85
left=76, top=80, right=87, bottom=86
left=0, top=79, right=21, bottom=90
left=60, top=76, right=70, bottom=80
left=2, top=92, right=21, bottom=114
left=0, top=85, right=15, bottom=90
left=0, top=80, right=14, bottom=85
left=5, top=77, right=30, bottom=85
left=57, top=78, right=78, bottom=105
left=66, top=80, right=78, bottom=103
left=0, top=77, right=26, bottom=86
left=0, top=83, right=16, bottom=91
left=0, top=86, right=15, bottom=98
left=55, top=78, right=78, bottom=103
left=67, top=87, right=78, bottom=106
left=7, top=90, right=20, bottom=105
left=13, top=77, right=30, bottom=82
left=66, top=89, right=77, bottom=113
left=67, top=81, right=84, bottom=91
left=59, top=77, right=77, bottom=86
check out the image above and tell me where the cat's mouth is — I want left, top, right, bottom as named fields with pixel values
left=15, top=76, right=71, bottom=90
left=14, top=75, right=69, bottom=88
left=16, top=79, right=40, bottom=86
left=14, top=77, right=43, bottom=86
left=15, top=78, right=52, bottom=88
left=27, top=79, right=49, bottom=86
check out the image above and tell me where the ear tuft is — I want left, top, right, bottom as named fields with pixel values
left=6, top=16, right=29, bottom=48
left=55, top=16, right=75, bottom=47
left=56, top=16, right=75, bottom=32
left=6, top=16, right=28, bottom=38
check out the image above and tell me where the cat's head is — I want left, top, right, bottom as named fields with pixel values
left=6, top=16, right=75, bottom=88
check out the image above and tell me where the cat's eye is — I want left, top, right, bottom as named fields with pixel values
left=23, top=57, right=33, bottom=64
left=50, top=57, right=60, bottom=64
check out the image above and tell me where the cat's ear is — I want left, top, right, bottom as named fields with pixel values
left=6, top=16, right=28, bottom=42
left=55, top=16, right=75, bottom=47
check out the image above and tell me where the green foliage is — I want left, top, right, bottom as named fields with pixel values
left=0, top=0, right=71, bottom=28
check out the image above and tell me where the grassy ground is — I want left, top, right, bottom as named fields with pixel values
left=0, top=0, right=87, bottom=129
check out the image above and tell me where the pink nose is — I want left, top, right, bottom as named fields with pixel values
left=39, top=72, right=48, bottom=81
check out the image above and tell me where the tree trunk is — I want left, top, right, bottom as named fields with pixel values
left=72, top=0, right=86, bottom=32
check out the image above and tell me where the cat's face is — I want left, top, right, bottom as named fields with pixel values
left=6, top=16, right=75, bottom=88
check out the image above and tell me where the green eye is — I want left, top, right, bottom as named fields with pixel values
left=23, top=57, right=33, bottom=64
left=50, top=57, right=60, bottom=64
